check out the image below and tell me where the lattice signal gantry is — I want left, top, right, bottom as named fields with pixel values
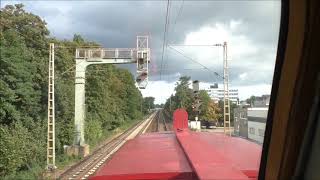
left=136, top=36, right=150, bottom=89
left=137, top=36, right=149, bottom=49
left=76, top=48, right=137, bottom=60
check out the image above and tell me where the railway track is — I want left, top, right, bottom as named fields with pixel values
left=161, top=111, right=168, bottom=131
left=58, top=112, right=157, bottom=180
left=162, top=109, right=173, bottom=130
left=155, top=110, right=170, bottom=132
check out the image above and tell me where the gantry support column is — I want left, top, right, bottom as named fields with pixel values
left=68, top=37, right=150, bottom=157
left=74, top=60, right=87, bottom=145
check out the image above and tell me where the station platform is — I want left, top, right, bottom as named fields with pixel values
left=91, top=109, right=262, bottom=180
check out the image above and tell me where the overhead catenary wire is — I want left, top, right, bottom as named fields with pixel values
left=159, top=0, right=171, bottom=80
left=163, top=0, right=172, bottom=80
left=163, top=0, right=184, bottom=81
left=58, top=60, right=85, bottom=76
left=172, top=0, right=184, bottom=33
left=168, top=45, right=224, bottom=81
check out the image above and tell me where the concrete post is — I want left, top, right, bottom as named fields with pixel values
left=74, top=60, right=87, bottom=145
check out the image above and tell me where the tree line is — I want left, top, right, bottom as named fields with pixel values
left=163, top=76, right=222, bottom=122
left=0, top=4, right=150, bottom=177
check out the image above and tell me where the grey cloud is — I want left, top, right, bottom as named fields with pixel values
left=11, top=0, right=280, bottom=87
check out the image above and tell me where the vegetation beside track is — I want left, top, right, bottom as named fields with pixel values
left=0, top=4, right=154, bottom=178
left=163, top=76, right=222, bottom=122
left=163, top=76, right=240, bottom=127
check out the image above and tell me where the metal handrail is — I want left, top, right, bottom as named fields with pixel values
left=75, top=48, right=143, bottom=59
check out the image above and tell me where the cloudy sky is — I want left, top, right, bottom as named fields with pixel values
left=2, top=1, right=281, bottom=104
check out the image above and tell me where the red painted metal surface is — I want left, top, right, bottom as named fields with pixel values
left=91, top=132, right=195, bottom=180
left=175, top=130, right=260, bottom=180
left=91, top=109, right=262, bottom=180
left=173, top=109, right=188, bottom=131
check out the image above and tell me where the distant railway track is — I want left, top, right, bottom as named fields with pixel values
left=161, top=111, right=168, bottom=131
left=154, top=110, right=170, bottom=132
left=156, top=111, right=160, bottom=132
left=162, top=109, right=173, bottom=131
left=58, top=112, right=157, bottom=180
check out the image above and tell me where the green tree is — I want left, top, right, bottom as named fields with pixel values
left=202, top=101, right=221, bottom=122
left=73, top=34, right=85, bottom=44
left=0, top=4, right=146, bottom=177
left=218, top=100, right=238, bottom=125
left=163, top=76, right=194, bottom=118
left=143, top=97, right=155, bottom=113
left=175, top=76, right=193, bottom=109
left=246, top=95, right=256, bottom=106
left=198, top=90, right=211, bottom=119
left=163, top=77, right=224, bottom=122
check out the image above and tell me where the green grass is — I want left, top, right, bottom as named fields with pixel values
left=56, top=154, right=82, bottom=169
left=88, top=117, right=143, bottom=150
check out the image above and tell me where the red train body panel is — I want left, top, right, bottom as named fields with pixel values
left=91, top=109, right=262, bottom=180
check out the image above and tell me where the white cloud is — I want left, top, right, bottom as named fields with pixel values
left=176, top=21, right=277, bottom=87
left=2, top=1, right=279, bottom=105
left=235, top=84, right=272, bottom=100
left=140, top=80, right=176, bottom=104
left=239, top=72, right=248, bottom=81
left=144, top=20, right=277, bottom=104
left=183, top=21, right=259, bottom=61
left=230, top=20, right=242, bottom=30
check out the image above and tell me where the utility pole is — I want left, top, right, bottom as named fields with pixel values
left=223, top=42, right=231, bottom=136
left=47, top=43, right=56, bottom=170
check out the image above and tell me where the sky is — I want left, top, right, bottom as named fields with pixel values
left=2, top=1, right=281, bottom=104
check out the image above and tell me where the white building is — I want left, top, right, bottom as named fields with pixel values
left=247, top=107, right=268, bottom=144
left=205, top=84, right=239, bottom=104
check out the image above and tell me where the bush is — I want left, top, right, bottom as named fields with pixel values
left=85, top=119, right=103, bottom=146
left=0, top=122, right=40, bottom=176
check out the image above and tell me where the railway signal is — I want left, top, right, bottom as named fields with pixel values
left=192, top=80, right=201, bottom=128
left=192, top=80, right=202, bottom=111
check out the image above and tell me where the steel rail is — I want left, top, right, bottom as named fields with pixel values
left=161, top=111, right=168, bottom=131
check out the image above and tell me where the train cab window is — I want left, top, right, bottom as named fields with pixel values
left=3, top=0, right=319, bottom=180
